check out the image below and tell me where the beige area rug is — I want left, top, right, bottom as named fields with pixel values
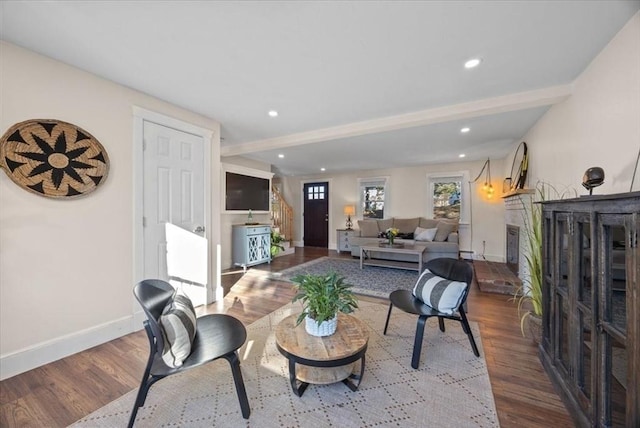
left=71, top=301, right=498, bottom=427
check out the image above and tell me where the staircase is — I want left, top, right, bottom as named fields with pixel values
left=271, top=185, right=295, bottom=257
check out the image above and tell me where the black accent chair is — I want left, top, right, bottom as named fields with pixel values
left=129, top=279, right=250, bottom=427
left=383, top=258, right=480, bottom=369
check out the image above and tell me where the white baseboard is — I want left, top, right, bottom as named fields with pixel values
left=0, top=314, right=144, bottom=381
left=472, top=253, right=505, bottom=263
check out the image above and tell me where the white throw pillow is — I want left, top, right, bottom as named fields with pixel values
left=412, top=269, right=467, bottom=315
left=160, top=293, right=197, bottom=368
left=414, top=226, right=437, bottom=242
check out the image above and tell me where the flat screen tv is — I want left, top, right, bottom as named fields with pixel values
left=225, top=172, right=270, bottom=211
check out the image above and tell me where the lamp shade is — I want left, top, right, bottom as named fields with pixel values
left=343, top=205, right=355, bottom=216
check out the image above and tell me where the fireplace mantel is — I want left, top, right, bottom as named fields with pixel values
left=501, top=188, right=535, bottom=199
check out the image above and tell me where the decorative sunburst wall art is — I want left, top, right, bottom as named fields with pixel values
left=0, top=119, right=109, bottom=199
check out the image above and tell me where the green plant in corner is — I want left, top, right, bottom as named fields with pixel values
left=515, top=186, right=543, bottom=336
left=270, top=230, right=285, bottom=257
left=291, top=271, right=358, bottom=326
left=514, top=182, right=575, bottom=337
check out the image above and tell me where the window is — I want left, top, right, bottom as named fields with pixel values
left=307, top=184, right=325, bottom=200
left=433, top=180, right=461, bottom=219
left=427, top=172, right=469, bottom=222
left=359, top=177, right=387, bottom=219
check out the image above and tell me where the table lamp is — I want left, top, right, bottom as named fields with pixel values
left=343, top=205, right=355, bottom=230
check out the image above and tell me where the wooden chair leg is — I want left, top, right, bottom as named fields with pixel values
left=411, top=315, right=428, bottom=369
left=383, top=302, right=393, bottom=335
left=226, top=351, right=251, bottom=419
left=438, top=317, right=445, bottom=332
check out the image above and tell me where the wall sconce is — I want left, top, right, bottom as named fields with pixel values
left=343, top=205, right=355, bottom=229
left=472, top=158, right=494, bottom=198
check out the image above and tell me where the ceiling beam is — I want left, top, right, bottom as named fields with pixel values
left=220, top=84, right=571, bottom=157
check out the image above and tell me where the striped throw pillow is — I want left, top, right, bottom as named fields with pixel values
left=159, top=293, right=197, bottom=368
left=412, top=269, right=466, bottom=315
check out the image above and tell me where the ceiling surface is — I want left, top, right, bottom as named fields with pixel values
left=1, top=1, right=638, bottom=176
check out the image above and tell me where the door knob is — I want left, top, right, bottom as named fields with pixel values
left=194, top=226, right=205, bottom=233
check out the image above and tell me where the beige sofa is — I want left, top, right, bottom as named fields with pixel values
left=349, top=217, right=459, bottom=263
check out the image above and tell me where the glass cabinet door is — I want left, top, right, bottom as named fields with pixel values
left=574, top=213, right=593, bottom=416
left=553, top=213, right=571, bottom=375
left=597, top=214, right=629, bottom=427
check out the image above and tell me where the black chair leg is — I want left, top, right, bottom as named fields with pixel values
left=459, top=309, right=480, bottom=357
left=438, top=317, right=445, bottom=332
left=128, top=378, right=152, bottom=428
left=411, top=315, right=428, bottom=369
left=226, top=351, right=251, bottom=419
left=383, top=303, right=393, bottom=335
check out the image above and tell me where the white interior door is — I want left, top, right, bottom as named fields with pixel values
left=143, top=120, right=207, bottom=306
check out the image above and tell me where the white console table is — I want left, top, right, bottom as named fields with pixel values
left=232, top=224, right=271, bottom=271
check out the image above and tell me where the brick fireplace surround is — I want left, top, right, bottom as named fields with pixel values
left=473, top=189, right=534, bottom=295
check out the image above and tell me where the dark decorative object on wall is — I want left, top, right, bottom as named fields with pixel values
left=0, top=119, right=109, bottom=198
left=581, top=166, right=605, bottom=195
left=508, top=141, right=528, bottom=191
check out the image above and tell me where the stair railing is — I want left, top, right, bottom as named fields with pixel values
left=271, top=186, right=293, bottom=242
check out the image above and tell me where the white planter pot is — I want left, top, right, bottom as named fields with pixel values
left=305, top=314, right=338, bottom=337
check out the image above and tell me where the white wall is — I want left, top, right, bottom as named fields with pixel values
left=282, top=158, right=507, bottom=262
left=505, top=12, right=640, bottom=194
left=0, top=42, right=221, bottom=379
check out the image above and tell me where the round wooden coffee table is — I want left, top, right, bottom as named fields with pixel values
left=275, top=312, right=369, bottom=397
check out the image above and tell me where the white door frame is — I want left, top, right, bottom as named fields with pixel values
left=132, top=107, right=217, bottom=325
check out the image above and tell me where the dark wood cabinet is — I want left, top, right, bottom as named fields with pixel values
left=540, top=192, right=639, bottom=427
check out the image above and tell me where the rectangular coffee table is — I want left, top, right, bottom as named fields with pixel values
left=360, top=244, right=426, bottom=272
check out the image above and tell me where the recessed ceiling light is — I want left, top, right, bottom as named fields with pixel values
left=320, top=167, right=326, bottom=172
left=278, top=154, right=284, bottom=158
left=459, top=154, right=466, bottom=158
left=268, top=110, right=278, bottom=117
left=460, top=127, right=470, bottom=133
left=464, top=58, right=481, bottom=69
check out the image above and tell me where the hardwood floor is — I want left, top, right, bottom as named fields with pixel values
left=0, top=248, right=573, bottom=427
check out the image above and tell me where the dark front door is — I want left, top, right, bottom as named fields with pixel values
left=303, top=182, right=329, bottom=247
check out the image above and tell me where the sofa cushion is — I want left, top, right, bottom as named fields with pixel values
left=358, top=220, right=380, bottom=237
left=422, top=241, right=458, bottom=252
left=412, top=269, right=466, bottom=315
left=434, top=220, right=458, bottom=242
left=375, top=218, right=392, bottom=232
left=393, top=218, right=419, bottom=233
left=419, top=218, right=439, bottom=229
left=160, top=293, right=197, bottom=368
left=414, top=226, right=437, bottom=241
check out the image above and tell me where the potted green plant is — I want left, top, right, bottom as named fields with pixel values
left=270, top=229, right=285, bottom=257
left=515, top=182, right=575, bottom=342
left=290, top=271, right=358, bottom=337
left=515, top=186, right=543, bottom=342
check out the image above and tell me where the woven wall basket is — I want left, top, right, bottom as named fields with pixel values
left=0, top=119, right=110, bottom=199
